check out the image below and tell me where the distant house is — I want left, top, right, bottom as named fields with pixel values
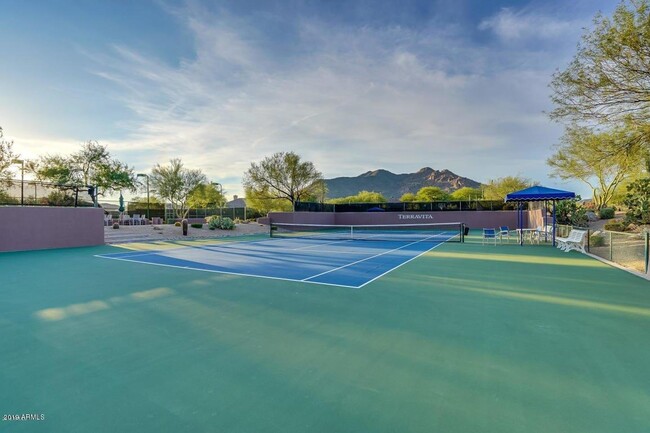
left=226, top=195, right=246, bottom=208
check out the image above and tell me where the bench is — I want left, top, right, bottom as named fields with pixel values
left=556, top=229, right=587, bottom=253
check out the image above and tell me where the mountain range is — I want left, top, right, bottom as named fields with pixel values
left=324, top=167, right=481, bottom=201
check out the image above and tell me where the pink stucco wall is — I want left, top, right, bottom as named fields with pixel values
left=266, top=210, right=539, bottom=229
left=0, top=207, right=104, bottom=252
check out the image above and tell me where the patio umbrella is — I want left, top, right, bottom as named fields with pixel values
left=505, top=186, right=575, bottom=247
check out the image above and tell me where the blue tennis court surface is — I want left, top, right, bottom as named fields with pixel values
left=96, top=233, right=457, bottom=288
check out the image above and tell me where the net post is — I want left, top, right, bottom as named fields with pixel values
left=350, top=225, right=353, bottom=239
left=460, top=223, right=465, bottom=243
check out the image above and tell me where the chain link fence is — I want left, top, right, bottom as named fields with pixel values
left=294, top=200, right=514, bottom=212
left=0, top=179, right=95, bottom=206
left=558, top=224, right=649, bottom=275
left=588, top=229, right=649, bottom=274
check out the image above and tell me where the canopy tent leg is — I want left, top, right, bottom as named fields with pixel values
left=552, top=200, right=556, bottom=247
left=519, top=203, right=523, bottom=246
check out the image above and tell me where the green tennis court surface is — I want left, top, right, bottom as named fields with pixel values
left=2, top=235, right=650, bottom=432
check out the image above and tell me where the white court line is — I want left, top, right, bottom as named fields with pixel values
left=291, top=238, right=355, bottom=250
left=96, top=255, right=361, bottom=289
left=301, top=233, right=447, bottom=282
left=288, top=231, right=454, bottom=251
left=96, top=232, right=458, bottom=289
left=357, top=234, right=456, bottom=288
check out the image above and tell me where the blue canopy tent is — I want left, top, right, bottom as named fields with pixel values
left=505, top=186, right=575, bottom=246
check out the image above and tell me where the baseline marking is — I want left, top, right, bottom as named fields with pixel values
left=97, top=255, right=361, bottom=289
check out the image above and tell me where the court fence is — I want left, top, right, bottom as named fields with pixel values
left=294, top=200, right=516, bottom=212
left=0, top=179, right=94, bottom=207
left=0, top=179, right=264, bottom=222
left=557, top=224, right=649, bottom=276
left=104, top=203, right=263, bottom=223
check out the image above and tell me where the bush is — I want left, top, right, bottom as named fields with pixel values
left=174, top=221, right=181, bottom=227
left=598, top=207, right=615, bottom=219
left=207, top=216, right=235, bottom=230
left=191, top=223, right=203, bottom=229
left=604, top=220, right=628, bottom=232
left=590, top=234, right=605, bottom=247
left=555, top=198, right=588, bottom=227
left=624, top=178, right=650, bottom=225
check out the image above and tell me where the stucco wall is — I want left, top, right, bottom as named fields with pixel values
left=267, top=210, right=537, bottom=229
left=0, top=207, right=104, bottom=252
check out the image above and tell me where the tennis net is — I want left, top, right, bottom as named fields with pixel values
left=269, top=222, right=465, bottom=242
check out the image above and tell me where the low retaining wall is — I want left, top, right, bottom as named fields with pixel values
left=0, top=207, right=104, bottom=252
left=266, top=210, right=537, bottom=229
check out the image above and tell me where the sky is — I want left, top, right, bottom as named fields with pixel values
left=0, top=0, right=617, bottom=200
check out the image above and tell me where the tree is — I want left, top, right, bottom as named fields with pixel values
left=328, top=191, right=387, bottom=204
left=414, top=186, right=450, bottom=202
left=550, top=1, right=650, bottom=150
left=399, top=192, right=417, bottom=202
left=242, top=151, right=324, bottom=210
left=35, top=141, right=136, bottom=197
left=150, top=158, right=207, bottom=218
left=623, top=178, right=650, bottom=224
left=0, top=127, right=19, bottom=184
left=483, top=176, right=535, bottom=201
left=187, top=183, right=226, bottom=209
left=450, top=187, right=483, bottom=201
left=548, top=126, right=645, bottom=209
left=244, top=186, right=293, bottom=214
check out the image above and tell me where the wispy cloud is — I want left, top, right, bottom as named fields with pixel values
left=86, top=3, right=579, bottom=195
left=478, top=7, right=581, bottom=42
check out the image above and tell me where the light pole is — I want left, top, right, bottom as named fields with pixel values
left=136, top=173, right=150, bottom=220
left=212, top=182, right=223, bottom=217
left=11, top=159, right=24, bottom=206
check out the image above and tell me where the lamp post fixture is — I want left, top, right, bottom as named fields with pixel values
left=11, top=159, right=24, bottom=206
left=212, top=182, right=223, bottom=217
left=136, top=173, right=150, bottom=220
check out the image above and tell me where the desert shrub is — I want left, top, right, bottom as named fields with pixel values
left=0, top=190, right=19, bottom=205
left=590, top=234, right=605, bottom=247
left=207, top=216, right=235, bottom=230
left=604, top=220, right=628, bottom=232
left=624, top=178, right=650, bottom=225
left=191, top=223, right=203, bottom=229
left=45, top=191, right=75, bottom=206
left=598, top=207, right=615, bottom=219
left=555, top=198, right=588, bottom=227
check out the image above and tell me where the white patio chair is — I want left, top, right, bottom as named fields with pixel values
left=483, top=228, right=497, bottom=245
left=498, top=226, right=511, bottom=243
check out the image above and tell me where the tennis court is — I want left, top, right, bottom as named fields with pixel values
left=96, top=223, right=462, bottom=288
left=2, top=228, right=650, bottom=433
